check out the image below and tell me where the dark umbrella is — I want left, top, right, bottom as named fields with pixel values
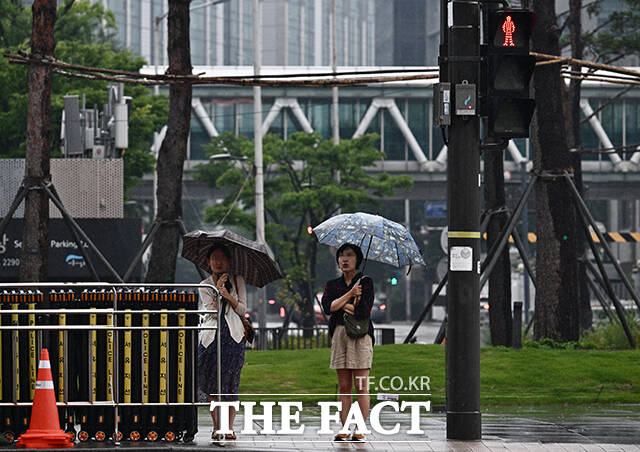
left=181, top=229, right=283, bottom=287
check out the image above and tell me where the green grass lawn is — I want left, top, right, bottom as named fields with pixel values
left=238, top=344, right=640, bottom=406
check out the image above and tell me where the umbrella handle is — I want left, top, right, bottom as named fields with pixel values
left=360, top=235, right=373, bottom=275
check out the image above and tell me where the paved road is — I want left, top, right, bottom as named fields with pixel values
left=376, top=321, right=443, bottom=344
left=266, top=320, right=444, bottom=345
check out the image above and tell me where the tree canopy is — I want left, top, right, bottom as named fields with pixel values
left=583, top=0, right=640, bottom=63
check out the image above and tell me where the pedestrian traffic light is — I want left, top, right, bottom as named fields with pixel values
left=388, top=277, right=398, bottom=286
left=485, top=9, right=536, bottom=138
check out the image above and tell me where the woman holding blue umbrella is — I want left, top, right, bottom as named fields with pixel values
left=315, top=212, right=426, bottom=442
left=321, top=243, right=374, bottom=442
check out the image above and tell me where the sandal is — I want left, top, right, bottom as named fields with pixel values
left=211, top=432, right=223, bottom=442
left=333, top=433, right=350, bottom=441
left=224, top=432, right=237, bottom=441
left=351, top=432, right=366, bottom=441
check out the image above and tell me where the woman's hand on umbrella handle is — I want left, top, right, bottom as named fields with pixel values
left=343, top=303, right=355, bottom=315
left=351, top=284, right=362, bottom=298
left=217, top=274, right=230, bottom=296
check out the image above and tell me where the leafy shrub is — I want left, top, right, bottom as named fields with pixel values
left=523, top=316, right=640, bottom=350
left=579, top=316, right=640, bottom=349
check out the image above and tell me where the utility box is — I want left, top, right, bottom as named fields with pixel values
left=63, top=95, right=84, bottom=156
left=114, top=103, right=129, bottom=149
left=433, top=83, right=452, bottom=126
left=455, top=82, right=476, bottom=116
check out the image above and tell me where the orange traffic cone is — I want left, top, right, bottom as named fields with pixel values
left=16, top=349, right=73, bottom=449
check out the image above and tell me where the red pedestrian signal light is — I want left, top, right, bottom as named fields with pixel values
left=484, top=9, right=536, bottom=139
left=502, top=16, right=516, bottom=47
left=488, top=10, right=535, bottom=54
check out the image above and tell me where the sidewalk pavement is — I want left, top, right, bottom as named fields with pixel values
left=181, top=405, right=640, bottom=451
left=4, top=406, right=639, bottom=451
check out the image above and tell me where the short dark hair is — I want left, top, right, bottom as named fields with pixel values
left=336, top=243, right=363, bottom=269
left=207, top=243, right=231, bottom=261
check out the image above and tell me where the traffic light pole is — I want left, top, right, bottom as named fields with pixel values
left=444, top=0, right=482, bottom=440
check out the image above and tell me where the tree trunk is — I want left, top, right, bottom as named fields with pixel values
left=567, top=0, right=593, bottom=333
left=531, top=0, right=580, bottom=341
left=20, top=0, right=56, bottom=282
left=145, top=0, right=192, bottom=283
left=484, top=151, right=512, bottom=346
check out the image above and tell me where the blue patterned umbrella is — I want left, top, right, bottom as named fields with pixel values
left=313, top=212, right=425, bottom=268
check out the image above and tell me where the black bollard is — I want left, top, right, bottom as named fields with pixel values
left=512, top=302, right=523, bottom=349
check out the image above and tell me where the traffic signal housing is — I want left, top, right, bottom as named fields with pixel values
left=485, top=10, right=536, bottom=139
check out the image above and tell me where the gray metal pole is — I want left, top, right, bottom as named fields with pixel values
left=153, top=15, right=162, bottom=97
left=405, top=198, right=412, bottom=320
left=331, top=0, right=339, bottom=146
left=445, top=0, right=481, bottom=440
left=520, top=161, right=531, bottom=324
left=253, top=0, right=267, bottom=350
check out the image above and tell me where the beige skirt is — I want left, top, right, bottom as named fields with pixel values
left=330, top=325, right=373, bottom=370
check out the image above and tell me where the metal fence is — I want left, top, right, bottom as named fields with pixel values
left=0, top=282, right=215, bottom=445
left=251, top=326, right=395, bottom=350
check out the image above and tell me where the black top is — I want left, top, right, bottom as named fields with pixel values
left=321, top=273, right=375, bottom=344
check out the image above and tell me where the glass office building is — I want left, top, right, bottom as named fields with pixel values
left=96, top=0, right=377, bottom=67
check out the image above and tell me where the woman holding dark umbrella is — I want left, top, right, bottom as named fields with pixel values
left=321, top=243, right=374, bottom=442
left=197, top=243, right=246, bottom=442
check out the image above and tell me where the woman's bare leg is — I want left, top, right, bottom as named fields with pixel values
left=229, top=405, right=237, bottom=432
left=209, top=396, right=238, bottom=434
left=353, top=368, right=370, bottom=422
left=336, top=369, right=353, bottom=427
left=208, top=396, right=218, bottom=433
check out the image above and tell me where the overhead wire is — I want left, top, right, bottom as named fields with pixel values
left=4, top=52, right=439, bottom=87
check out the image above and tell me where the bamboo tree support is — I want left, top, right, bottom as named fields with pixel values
left=0, top=178, right=122, bottom=282
left=0, top=185, right=27, bottom=242
left=575, top=208, right=634, bottom=347
left=564, top=173, right=636, bottom=348
left=583, top=259, right=615, bottom=322
left=41, top=180, right=122, bottom=282
left=46, top=183, right=101, bottom=280
left=480, top=175, right=537, bottom=290
left=404, top=209, right=495, bottom=344
left=564, top=172, right=640, bottom=312
left=122, top=218, right=207, bottom=282
left=122, top=220, right=161, bottom=281
left=511, top=229, right=538, bottom=289
left=435, top=316, right=447, bottom=345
